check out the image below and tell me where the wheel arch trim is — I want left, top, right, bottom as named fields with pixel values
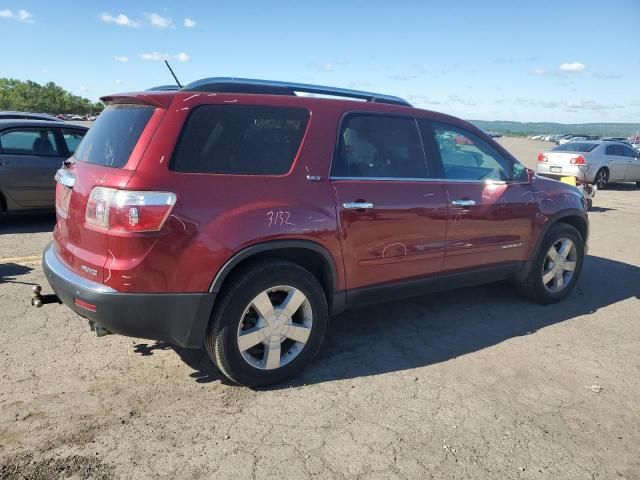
left=208, top=239, right=339, bottom=296
left=516, top=209, right=588, bottom=281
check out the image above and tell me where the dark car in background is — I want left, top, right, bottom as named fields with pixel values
left=0, top=120, right=87, bottom=212
left=0, top=111, right=60, bottom=122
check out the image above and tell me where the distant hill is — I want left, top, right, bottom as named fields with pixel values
left=469, top=120, right=640, bottom=137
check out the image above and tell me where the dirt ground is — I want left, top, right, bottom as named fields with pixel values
left=1, top=137, right=639, bottom=479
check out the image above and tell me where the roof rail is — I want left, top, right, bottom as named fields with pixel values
left=181, top=77, right=412, bottom=107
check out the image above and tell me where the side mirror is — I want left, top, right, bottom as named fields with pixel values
left=512, top=161, right=532, bottom=183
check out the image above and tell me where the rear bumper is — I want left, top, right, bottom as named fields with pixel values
left=42, top=243, right=215, bottom=348
left=535, top=164, right=595, bottom=182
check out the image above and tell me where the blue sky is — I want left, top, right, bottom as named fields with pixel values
left=1, top=0, right=639, bottom=123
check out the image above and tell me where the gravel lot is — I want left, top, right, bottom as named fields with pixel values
left=1, top=137, right=639, bottom=479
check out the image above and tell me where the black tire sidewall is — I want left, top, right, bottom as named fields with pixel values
left=207, top=261, right=328, bottom=387
left=596, top=169, right=608, bottom=189
left=528, top=224, right=585, bottom=304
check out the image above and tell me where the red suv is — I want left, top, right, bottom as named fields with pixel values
left=42, top=78, right=588, bottom=387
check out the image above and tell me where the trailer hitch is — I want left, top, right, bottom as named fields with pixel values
left=30, top=285, right=61, bottom=308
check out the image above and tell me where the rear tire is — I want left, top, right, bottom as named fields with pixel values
left=594, top=168, right=609, bottom=190
left=520, top=224, right=584, bottom=304
left=205, top=259, right=328, bottom=387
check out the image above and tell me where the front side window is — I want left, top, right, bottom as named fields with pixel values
left=430, top=123, right=511, bottom=181
left=621, top=145, right=638, bottom=158
left=0, top=128, right=59, bottom=157
left=171, top=105, right=309, bottom=175
left=605, top=144, right=622, bottom=156
left=331, top=114, right=427, bottom=178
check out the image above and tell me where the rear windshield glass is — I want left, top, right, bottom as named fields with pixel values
left=170, top=105, right=310, bottom=175
left=551, top=143, right=598, bottom=153
left=74, top=104, right=154, bottom=168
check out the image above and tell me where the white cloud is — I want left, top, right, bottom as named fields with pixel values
left=79, top=85, right=88, bottom=92
left=113, top=55, right=129, bottom=63
left=101, top=12, right=139, bottom=28
left=17, top=9, right=31, bottom=21
left=309, top=63, right=334, bottom=72
left=531, top=68, right=547, bottom=76
left=114, top=80, right=123, bottom=85
left=0, top=9, right=33, bottom=22
left=565, top=100, right=619, bottom=110
left=184, top=18, right=196, bottom=28
left=515, top=97, right=620, bottom=111
left=408, top=95, right=445, bottom=106
left=559, top=62, right=586, bottom=73
left=147, top=12, right=172, bottom=28
left=174, top=52, right=190, bottom=62
left=448, top=95, right=477, bottom=106
left=139, top=52, right=190, bottom=62
left=347, top=81, right=371, bottom=89
left=389, top=74, right=418, bottom=81
left=594, top=72, right=622, bottom=79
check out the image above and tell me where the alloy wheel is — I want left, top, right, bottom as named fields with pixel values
left=595, top=170, right=608, bottom=190
left=542, top=238, right=578, bottom=293
left=236, top=286, right=313, bottom=370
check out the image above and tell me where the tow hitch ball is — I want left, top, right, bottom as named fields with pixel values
left=30, top=285, right=60, bottom=308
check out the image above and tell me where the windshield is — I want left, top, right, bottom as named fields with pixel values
left=74, top=104, right=154, bottom=168
left=551, top=143, right=598, bottom=153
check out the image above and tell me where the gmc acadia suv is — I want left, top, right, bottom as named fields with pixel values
left=42, top=78, right=588, bottom=387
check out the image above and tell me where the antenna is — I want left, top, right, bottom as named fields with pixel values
left=164, top=60, right=183, bottom=89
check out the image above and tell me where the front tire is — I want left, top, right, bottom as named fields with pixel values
left=205, top=259, right=328, bottom=387
left=520, top=224, right=585, bottom=304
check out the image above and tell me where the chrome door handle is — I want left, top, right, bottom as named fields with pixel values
left=343, top=202, right=374, bottom=210
left=451, top=199, right=476, bottom=207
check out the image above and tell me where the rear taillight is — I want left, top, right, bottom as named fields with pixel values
left=570, top=155, right=586, bottom=165
left=537, top=153, right=548, bottom=162
left=86, top=187, right=176, bottom=232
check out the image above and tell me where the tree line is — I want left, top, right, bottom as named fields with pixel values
left=0, top=78, right=104, bottom=114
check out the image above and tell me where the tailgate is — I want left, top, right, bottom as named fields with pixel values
left=54, top=163, right=135, bottom=283
left=52, top=102, right=165, bottom=284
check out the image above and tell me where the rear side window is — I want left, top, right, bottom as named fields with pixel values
left=61, top=129, right=86, bottom=155
left=0, top=128, right=59, bottom=156
left=552, top=143, right=598, bottom=153
left=331, top=114, right=427, bottom=178
left=171, top=105, right=309, bottom=175
left=74, top=104, right=154, bottom=168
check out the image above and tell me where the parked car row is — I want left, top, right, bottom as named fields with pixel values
left=529, top=133, right=640, bottom=150
left=56, top=113, right=97, bottom=121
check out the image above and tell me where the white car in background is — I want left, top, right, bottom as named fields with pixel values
left=557, top=136, right=586, bottom=145
left=536, top=141, right=640, bottom=189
